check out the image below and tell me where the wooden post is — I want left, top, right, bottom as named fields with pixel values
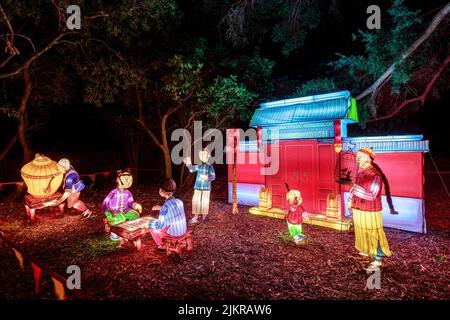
left=232, top=130, right=239, bottom=215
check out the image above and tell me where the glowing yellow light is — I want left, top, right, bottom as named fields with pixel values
left=21, top=154, right=63, bottom=198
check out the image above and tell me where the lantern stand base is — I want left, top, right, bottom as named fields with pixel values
left=249, top=206, right=353, bottom=232
left=24, top=192, right=65, bottom=223
left=303, top=213, right=352, bottom=232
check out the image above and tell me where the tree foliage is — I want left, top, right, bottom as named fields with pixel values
left=331, top=0, right=421, bottom=93
left=292, top=78, right=338, bottom=97
left=198, top=75, right=258, bottom=127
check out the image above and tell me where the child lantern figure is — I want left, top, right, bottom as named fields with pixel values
left=146, top=178, right=187, bottom=251
left=285, top=184, right=308, bottom=245
left=183, top=148, right=216, bottom=224
left=348, top=148, right=391, bottom=271
left=102, top=170, right=142, bottom=240
left=57, top=158, right=92, bottom=218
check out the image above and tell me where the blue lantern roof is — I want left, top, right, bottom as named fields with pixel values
left=250, top=90, right=359, bottom=128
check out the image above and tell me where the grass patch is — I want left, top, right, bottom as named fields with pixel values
left=0, top=223, right=19, bottom=232
left=62, top=234, right=119, bottom=259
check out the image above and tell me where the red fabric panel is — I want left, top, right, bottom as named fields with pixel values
left=227, top=152, right=265, bottom=184
left=343, top=152, right=424, bottom=198
left=265, top=140, right=338, bottom=213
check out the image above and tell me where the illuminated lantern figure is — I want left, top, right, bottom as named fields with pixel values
left=102, top=170, right=142, bottom=240
left=57, top=158, right=92, bottom=218
left=147, top=178, right=187, bottom=251
left=21, top=154, right=64, bottom=198
left=184, top=148, right=216, bottom=224
left=285, top=184, right=309, bottom=245
left=21, top=154, right=65, bottom=222
left=347, top=148, right=391, bottom=271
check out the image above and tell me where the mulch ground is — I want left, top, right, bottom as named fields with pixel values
left=0, top=173, right=449, bottom=300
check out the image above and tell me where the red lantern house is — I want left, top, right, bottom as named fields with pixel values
left=228, top=91, right=429, bottom=233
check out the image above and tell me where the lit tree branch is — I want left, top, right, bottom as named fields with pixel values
left=356, top=3, right=450, bottom=101
left=367, top=55, right=450, bottom=123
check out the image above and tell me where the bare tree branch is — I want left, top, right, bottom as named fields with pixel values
left=0, top=32, right=76, bottom=79
left=367, top=55, right=450, bottom=123
left=84, top=11, right=110, bottom=20
left=356, top=3, right=450, bottom=101
left=0, top=134, right=18, bottom=163
left=0, top=4, right=19, bottom=55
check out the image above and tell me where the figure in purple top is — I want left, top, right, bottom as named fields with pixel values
left=57, top=158, right=92, bottom=218
left=103, top=170, right=142, bottom=239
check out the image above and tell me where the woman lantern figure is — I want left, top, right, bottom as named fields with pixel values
left=347, top=148, right=391, bottom=271
left=102, top=170, right=142, bottom=240
left=286, top=186, right=309, bottom=245
left=184, top=148, right=216, bottom=224
left=57, top=158, right=92, bottom=218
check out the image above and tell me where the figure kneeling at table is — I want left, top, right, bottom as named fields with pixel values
left=103, top=169, right=142, bottom=240
left=147, top=178, right=187, bottom=251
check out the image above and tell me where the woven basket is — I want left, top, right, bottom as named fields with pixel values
left=20, top=153, right=63, bottom=198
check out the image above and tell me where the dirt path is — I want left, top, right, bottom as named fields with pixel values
left=0, top=174, right=449, bottom=300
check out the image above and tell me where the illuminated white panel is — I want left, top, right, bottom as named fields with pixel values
left=228, top=182, right=264, bottom=206
left=343, top=192, right=426, bottom=234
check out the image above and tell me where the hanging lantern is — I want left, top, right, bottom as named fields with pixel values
left=334, top=151, right=357, bottom=185
left=21, top=154, right=64, bottom=198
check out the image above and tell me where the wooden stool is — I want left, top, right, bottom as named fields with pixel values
left=103, top=218, right=111, bottom=233
left=24, top=193, right=65, bottom=223
left=162, top=230, right=193, bottom=256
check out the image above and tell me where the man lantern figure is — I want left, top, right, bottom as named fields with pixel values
left=57, top=158, right=92, bottom=218
left=347, top=148, right=391, bottom=271
left=102, top=170, right=142, bottom=240
left=184, top=148, right=216, bottom=224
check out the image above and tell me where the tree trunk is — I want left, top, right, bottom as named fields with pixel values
left=0, top=134, right=17, bottom=163
left=18, top=67, right=32, bottom=164
left=162, top=147, right=172, bottom=178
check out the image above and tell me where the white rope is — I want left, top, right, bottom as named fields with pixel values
left=428, top=151, right=450, bottom=199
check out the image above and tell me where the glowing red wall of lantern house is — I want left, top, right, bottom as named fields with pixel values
left=264, top=140, right=339, bottom=213
left=227, top=140, right=340, bottom=214
left=227, top=152, right=265, bottom=184
left=228, top=142, right=425, bottom=216
left=341, top=152, right=424, bottom=199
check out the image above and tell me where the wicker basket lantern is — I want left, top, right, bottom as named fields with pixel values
left=20, top=153, right=64, bottom=198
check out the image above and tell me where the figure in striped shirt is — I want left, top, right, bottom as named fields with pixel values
left=147, top=178, right=187, bottom=251
left=183, top=148, right=216, bottom=224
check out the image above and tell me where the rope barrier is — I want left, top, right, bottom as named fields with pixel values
left=427, top=151, right=450, bottom=199
left=0, top=167, right=163, bottom=188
